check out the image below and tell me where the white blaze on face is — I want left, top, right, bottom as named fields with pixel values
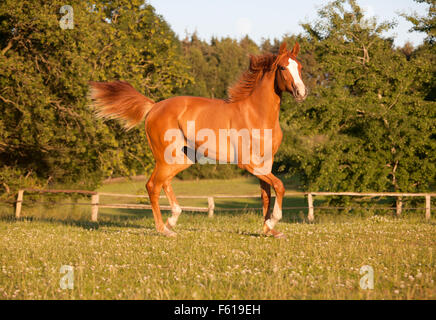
left=287, top=58, right=306, bottom=97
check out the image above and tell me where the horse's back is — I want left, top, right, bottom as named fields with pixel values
left=151, top=96, right=225, bottom=114
left=146, top=95, right=228, bottom=127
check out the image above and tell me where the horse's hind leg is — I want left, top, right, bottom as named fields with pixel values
left=163, top=164, right=191, bottom=229
left=163, top=181, right=180, bottom=229
left=146, top=164, right=177, bottom=237
left=146, top=163, right=191, bottom=236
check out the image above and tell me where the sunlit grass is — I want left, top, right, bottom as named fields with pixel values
left=0, top=210, right=434, bottom=300
left=0, top=177, right=434, bottom=299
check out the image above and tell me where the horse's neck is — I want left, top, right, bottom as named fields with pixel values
left=247, top=72, right=281, bottom=125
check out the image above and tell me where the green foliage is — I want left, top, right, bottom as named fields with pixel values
left=276, top=0, right=436, bottom=193
left=0, top=0, right=191, bottom=195
left=401, top=0, right=435, bottom=44
left=401, top=0, right=436, bottom=100
left=0, top=166, right=40, bottom=199
left=181, top=34, right=260, bottom=99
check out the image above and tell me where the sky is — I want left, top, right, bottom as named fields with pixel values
left=147, top=0, right=429, bottom=47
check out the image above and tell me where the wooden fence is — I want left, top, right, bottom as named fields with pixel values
left=14, top=188, right=434, bottom=222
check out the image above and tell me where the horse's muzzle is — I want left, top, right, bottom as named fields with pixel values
left=293, top=86, right=308, bottom=102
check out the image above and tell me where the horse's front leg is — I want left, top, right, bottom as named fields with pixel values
left=243, top=165, right=285, bottom=238
left=261, top=174, right=285, bottom=238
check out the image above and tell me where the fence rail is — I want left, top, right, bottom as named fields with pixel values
left=13, top=188, right=435, bottom=222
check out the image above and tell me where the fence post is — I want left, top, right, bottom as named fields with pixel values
left=91, top=193, right=99, bottom=222
left=15, top=190, right=24, bottom=219
left=425, top=195, right=431, bottom=221
left=307, top=193, right=314, bottom=222
left=396, top=197, right=402, bottom=217
left=208, top=197, right=215, bottom=218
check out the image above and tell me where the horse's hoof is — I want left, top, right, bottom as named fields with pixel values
left=263, top=226, right=286, bottom=239
left=262, top=224, right=271, bottom=236
left=165, top=220, right=174, bottom=230
left=160, top=226, right=177, bottom=237
left=271, top=230, right=286, bottom=239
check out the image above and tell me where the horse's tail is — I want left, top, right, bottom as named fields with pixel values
left=89, top=81, right=155, bottom=130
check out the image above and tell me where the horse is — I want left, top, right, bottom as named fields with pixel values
left=89, top=42, right=307, bottom=238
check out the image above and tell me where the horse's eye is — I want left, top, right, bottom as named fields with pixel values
left=279, top=66, right=286, bottom=70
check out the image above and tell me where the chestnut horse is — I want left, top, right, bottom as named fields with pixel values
left=90, top=42, right=307, bottom=238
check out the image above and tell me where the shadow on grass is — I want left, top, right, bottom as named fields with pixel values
left=0, top=215, right=146, bottom=230
left=0, top=208, right=312, bottom=238
left=179, top=225, right=265, bottom=238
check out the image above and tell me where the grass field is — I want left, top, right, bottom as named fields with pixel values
left=0, top=177, right=435, bottom=299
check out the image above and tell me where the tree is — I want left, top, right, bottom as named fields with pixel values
left=0, top=0, right=192, bottom=196
left=181, top=34, right=260, bottom=99
left=276, top=0, right=436, bottom=194
left=402, top=0, right=435, bottom=44
left=402, top=0, right=435, bottom=101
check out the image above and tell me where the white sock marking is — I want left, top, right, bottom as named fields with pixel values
left=266, top=200, right=282, bottom=230
left=167, top=204, right=182, bottom=227
left=272, top=199, right=282, bottom=221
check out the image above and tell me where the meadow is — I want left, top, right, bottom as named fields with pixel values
left=0, top=177, right=434, bottom=299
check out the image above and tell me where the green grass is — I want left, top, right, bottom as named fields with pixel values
left=0, top=177, right=434, bottom=299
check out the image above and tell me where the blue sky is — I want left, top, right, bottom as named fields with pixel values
left=147, top=0, right=428, bottom=47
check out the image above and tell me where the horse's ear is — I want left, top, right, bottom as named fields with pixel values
left=291, top=42, right=300, bottom=56
left=279, top=42, right=287, bottom=54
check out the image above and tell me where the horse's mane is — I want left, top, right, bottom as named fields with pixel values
left=225, top=53, right=278, bottom=103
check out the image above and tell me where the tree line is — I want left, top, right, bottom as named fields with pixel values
left=0, top=0, right=434, bottom=199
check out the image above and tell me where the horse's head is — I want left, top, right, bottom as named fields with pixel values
left=275, top=42, right=307, bottom=102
